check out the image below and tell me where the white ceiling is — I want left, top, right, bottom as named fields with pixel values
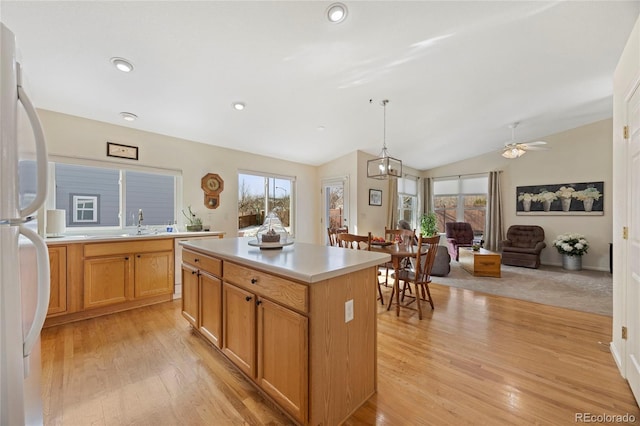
left=2, top=1, right=639, bottom=170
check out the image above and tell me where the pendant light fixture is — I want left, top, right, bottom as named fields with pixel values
left=367, top=99, right=402, bottom=179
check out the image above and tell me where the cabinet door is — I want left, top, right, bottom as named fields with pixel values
left=222, top=282, right=256, bottom=378
left=134, top=250, right=174, bottom=298
left=257, top=298, right=308, bottom=423
left=84, top=256, right=131, bottom=309
left=47, top=246, right=67, bottom=315
left=200, top=272, right=222, bottom=348
left=181, top=264, right=199, bottom=328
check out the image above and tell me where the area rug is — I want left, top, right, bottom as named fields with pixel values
left=431, top=262, right=612, bottom=316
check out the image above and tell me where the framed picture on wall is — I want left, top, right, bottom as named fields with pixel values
left=516, top=181, right=604, bottom=215
left=369, top=189, right=382, bottom=206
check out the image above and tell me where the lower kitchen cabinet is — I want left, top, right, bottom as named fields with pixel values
left=46, top=239, right=175, bottom=326
left=257, top=298, right=308, bottom=423
left=182, top=249, right=223, bottom=348
left=181, top=263, right=199, bottom=328
left=199, top=272, right=222, bottom=347
left=134, top=251, right=173, bottom=298
left=84, top=255, right=130, bottom=309
left=47, top=246, right=67, bottom=315
left=222, top=282, right=256, bottom=377
left=83, top=239, right=174, bottom=310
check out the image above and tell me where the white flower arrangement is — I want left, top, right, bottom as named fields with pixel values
left=535, top=190, right=558, bottom=202
left=555, top=186, right=576, bottom=199
left=573, top=187, right=602, bottom=201
left=553, top=233, right=589, bottom=256
left=518, top=192, right=535, bottom=202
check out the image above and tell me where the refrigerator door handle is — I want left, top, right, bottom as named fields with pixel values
left=19, top=224, right=50, bottom=376
left=17, top=62, right=48, bottom=218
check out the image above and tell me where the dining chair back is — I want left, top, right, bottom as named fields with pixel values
left=384, top=227, right=416, bottom=244
left=335, top=232, right=384, bottom=305
left=336, top=232, right=370, bottom=250
left=327, top=226, right=349, bottom=246
left=392, top=234, right=440, bottom=319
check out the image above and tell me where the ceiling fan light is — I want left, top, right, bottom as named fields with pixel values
left=502, top=147, right=526, bottom=159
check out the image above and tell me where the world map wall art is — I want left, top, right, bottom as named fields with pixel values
left=516, top=181, right=604, bottom=216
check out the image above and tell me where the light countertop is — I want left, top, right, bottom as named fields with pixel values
left=45, top=230, right=224, bottom=245
left=181, top=237, right=390, bottom=284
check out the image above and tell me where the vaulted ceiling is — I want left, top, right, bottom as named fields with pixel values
left=2, top=1, right=638, bottom=170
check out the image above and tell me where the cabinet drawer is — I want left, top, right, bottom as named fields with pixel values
left=183, top=249, right=222, bottom=277
left=84, top=238, right=173, bottom=257
left=224, top=262, right=308, bottom=313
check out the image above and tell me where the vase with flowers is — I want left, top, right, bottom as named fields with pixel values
left=536, top=190, right=558, bottom=212
left=573, top=186, right=601, bottom=212
left=555, top=186, right=576, bottom=212
left=553, top=232, right=589, bottom=271
left=518, top=192, right=536, bottom=212
left=182, top=205, right=203, bottom=232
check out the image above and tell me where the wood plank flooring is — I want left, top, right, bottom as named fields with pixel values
left=40, top=284, right=639, bottom=425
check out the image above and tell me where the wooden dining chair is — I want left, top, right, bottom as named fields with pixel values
left=391, top=235, right=440, bottom=319
left=381, top=227, right=416, bottom=286
left=335, top=232, right=384, bottom=305
left=327, top=226, right=349, bottom=246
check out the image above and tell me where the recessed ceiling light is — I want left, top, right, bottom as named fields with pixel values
left=232, top=102, right=245, bottom=111
left=327, top=3, right=347, bottom=23
left=120, top=112, right=138, bottom=122
left=110, top=57, right=134, bottom=73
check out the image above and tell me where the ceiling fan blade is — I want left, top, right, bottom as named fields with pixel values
left=522, top=145, right=550, bottom=151
left=525, top=140, right=548, bottom=146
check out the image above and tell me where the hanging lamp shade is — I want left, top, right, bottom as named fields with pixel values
left=367, top=99, right=402, bottom=179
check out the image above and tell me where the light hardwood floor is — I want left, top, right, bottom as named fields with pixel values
left=41, top=283, right=639, bottom=425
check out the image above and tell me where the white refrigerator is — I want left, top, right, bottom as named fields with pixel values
left=0, top=22, right=51, bottom=426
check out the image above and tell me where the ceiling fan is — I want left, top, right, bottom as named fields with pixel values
left=501, top=122, right=549, bottom=159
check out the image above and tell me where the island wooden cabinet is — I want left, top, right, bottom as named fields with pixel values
left=47, top=246, right=67, bottom=315
left=181, top=239, right=381, bottom=426
left=182, top=248, right=223, bottom=347
left=219, top=262, right=309, bottom=423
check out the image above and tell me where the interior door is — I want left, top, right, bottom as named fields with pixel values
left=322, top=177, right=349, bottom=244
left=625, top=83, right=640, bottom=401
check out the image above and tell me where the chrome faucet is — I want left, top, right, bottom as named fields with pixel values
left=137, top=209, right=144, bottom=234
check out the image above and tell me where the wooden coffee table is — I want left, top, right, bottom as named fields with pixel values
left=459, top=247, right=501, bottom=277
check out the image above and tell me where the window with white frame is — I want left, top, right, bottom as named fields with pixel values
left=15, top=160, right=179, bottom=229
left=397, top=175, right=418, bottom=229
left=432, top=175, right=488, bottom=235
left=71, top=194, right=98, bottom=223
left=238, top=171, right=295, bottom=236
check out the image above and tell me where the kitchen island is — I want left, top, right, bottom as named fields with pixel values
left=180, top=237, right=390, bottom=426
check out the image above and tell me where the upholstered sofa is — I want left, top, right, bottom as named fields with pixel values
left=445, top=222, right=474, bottom=261
left=501, top=225, right=546, bottom=269
left=430, top=245, right=451, bottom=277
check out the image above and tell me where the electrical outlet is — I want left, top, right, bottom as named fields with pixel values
left=345, top=299, right=354, bottom=323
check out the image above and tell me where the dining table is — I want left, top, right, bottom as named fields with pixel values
left=370, top=240, right=427, bottom=316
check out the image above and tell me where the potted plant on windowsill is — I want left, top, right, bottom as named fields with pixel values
left=182, top=206, right=203, bottom=232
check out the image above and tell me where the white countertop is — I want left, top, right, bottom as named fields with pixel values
left=45, top=231, right=224, bottom=245
left=181, top=237, right=391, bottom=284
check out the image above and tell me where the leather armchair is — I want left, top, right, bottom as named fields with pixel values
left=445, top=222, right=474, bottom=261
left=501, top=225, right=546, bottom=269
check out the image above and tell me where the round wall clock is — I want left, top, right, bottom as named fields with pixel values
left=201, top=173, right=224, bottom=195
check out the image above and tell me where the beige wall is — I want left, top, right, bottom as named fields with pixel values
left=37, top=109, right=320, bottom=243
left=318, top=150, right=422, bottom=239
left=424, top=119, right=613, bottom=271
